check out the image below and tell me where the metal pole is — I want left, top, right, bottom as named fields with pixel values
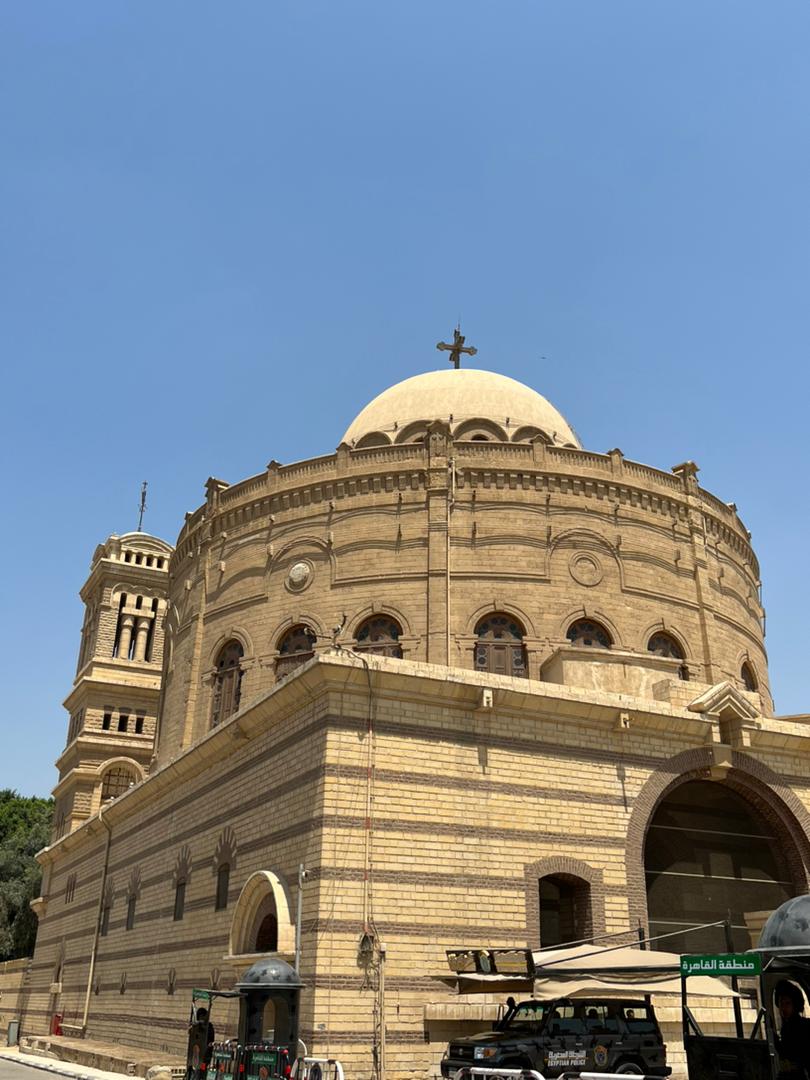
left=294, top=864, right=306, bottom=973
left=82, top=805, right=112, bottom=1032
left=378, top=942, right=386, bottom=1080
left=445, top=459, right=454, bottom=664
left=724, top=914, right=744, bottom=1038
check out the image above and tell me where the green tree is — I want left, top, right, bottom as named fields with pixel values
left=0, top=790, right=53, bottom=960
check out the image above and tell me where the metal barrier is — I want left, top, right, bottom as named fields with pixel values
left=451, top=1068, right=659, bottom=1080
left=451, top=1069, right=546, bottom=1080
left=291, top=1057, right=346, bottom=1080
left=209, top=1043, right=240, bottom=1080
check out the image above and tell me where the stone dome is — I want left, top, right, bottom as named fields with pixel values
left=341, top=369, right=581, bottom=449
left=758, top=894, right=810, bottom=953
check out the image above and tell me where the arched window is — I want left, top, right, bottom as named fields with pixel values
left=741, top=661, right=758, bottom=692
left=474, top=614, right=527, bottom=678
left=276, top=625, right=317, bottom=680
left=355, top=432, right=391, bottom=449
left=211, top=640, right=244, bottom=727
left=645, top=780, right=794, bottom=953
left=215, top=864, right=230, bottom=911
left=454, top=419, right=508, bottom=442
left=648, top=632, right=688, bottom=680
left=539, top=874, right=592, bottom=948
left=648, top=632, right=684, bottom=659
left=354, top=616, right=403, bottom=658
left=256, top=912, right=278, bottom=952
left=102, top=766, right=137, bottom=801
left=566, top=619, right=612, bottom=648
left=251, top=893, right=279, bottom=952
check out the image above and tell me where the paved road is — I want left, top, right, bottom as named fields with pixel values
left=0, top=1055, right=128, bottom=1080
left=0, top=1061, right=57, bottom=1080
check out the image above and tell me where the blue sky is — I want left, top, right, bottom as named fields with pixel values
left=1, top=1, right=808, bottom=796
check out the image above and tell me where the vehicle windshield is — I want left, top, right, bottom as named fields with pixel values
left=506, top=1001, right=549, bottom=1031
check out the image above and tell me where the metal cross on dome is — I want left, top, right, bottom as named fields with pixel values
left=436, top=326, right=477, bottom=369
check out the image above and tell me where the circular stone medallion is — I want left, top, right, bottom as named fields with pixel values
left=569, top=552, right=603, bottom=587
left=286, top=560, right=313, bottom=593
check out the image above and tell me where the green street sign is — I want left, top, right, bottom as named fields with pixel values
left=680, top=953, right=762, bottom=977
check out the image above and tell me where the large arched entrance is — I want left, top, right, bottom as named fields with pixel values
left=645, top=779, right=797, bottom=954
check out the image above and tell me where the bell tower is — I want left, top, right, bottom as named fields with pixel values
left=53, top=531, right=173, bottom=839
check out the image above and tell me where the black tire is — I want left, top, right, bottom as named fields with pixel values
left=614, top=1063, right=644, bottom=1075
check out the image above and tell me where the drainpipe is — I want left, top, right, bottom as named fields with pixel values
left=378, top=941, right=386, bottom=1080
left=294, top=864, right=307, bottom=973
left=82, top=804, right=112, bottom=1034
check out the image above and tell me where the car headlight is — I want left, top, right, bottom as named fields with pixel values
left=474, top=1048, right=498, bottom=1060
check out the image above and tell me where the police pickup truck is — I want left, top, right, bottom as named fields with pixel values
left=441, top=997, right=671, bottom=1077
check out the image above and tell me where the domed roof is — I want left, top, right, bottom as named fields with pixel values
left=235, top=956, right=304, bottom=990
left=341, top=369, right=581, bottom=449
left=758, top=894, right=810, bottom=953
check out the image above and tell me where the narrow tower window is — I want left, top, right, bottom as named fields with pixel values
left=112, top=594, right=127, bottom=657
left=741, top=661, right=758, bottom=692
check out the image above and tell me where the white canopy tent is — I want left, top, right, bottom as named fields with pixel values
left=449, top=943, right=740, bottom=999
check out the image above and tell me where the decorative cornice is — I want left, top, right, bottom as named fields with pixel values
left=171, top=444, right=757, bottom=576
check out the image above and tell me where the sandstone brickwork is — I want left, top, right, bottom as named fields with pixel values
left=24, top=369, right=803, bottom=1080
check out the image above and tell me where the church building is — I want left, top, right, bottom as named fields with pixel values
left=23, top=357, right=810, bottom=1079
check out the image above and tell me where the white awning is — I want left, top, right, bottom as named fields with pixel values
left=446, top=943, right=739, bottom=999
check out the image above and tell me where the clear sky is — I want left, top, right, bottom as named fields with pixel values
left=2, top=1, right=808, bottom=797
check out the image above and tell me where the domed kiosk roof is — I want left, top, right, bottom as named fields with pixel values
left=341, top=368, right=581, bottom=449
left=757, top=895, right=810, bottom=954
left=235, top=956, right=304, bottom=991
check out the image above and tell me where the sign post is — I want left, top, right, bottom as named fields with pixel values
left=680, top=953, right=762, bottom=978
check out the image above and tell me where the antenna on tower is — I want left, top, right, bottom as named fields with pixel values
left=137, top=482, right=148, bottom=532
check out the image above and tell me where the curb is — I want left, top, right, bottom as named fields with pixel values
left=0, top=1050, right=128, bottom=1080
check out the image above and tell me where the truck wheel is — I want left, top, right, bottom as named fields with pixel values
left=614, top=1064, right=644, bottom=1075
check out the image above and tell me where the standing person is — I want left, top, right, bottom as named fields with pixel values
left=194, top=1008, right=216, bottom=1049
left=775, top=980, right=810, bottom=1080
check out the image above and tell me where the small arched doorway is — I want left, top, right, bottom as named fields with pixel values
left=645, top=780, right=797, bottom=953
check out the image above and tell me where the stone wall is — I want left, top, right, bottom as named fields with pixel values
left=27, top=654, right=810, bottom=1079
left=0, top=959, right=31, bottom=1035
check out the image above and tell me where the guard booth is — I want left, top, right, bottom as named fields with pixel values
left=682, top=894, right=810, bottom=1080
left=234, top=957, right=304, bottom=1064
left=186, top=959, right=304, bottom=1080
